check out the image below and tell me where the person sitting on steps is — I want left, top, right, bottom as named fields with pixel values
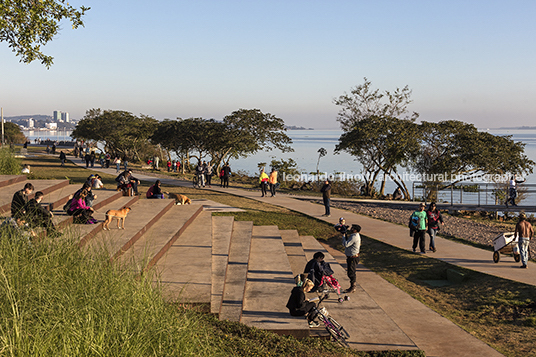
left=286, top=274, right=319, bottom=328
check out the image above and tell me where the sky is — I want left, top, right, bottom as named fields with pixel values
left=1, top=0, right=536, bottom=129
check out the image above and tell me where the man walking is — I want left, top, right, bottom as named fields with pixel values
left=410, top=202, right=428, bottom=253
left=515, top=212, right=533, bottom=269
left=343, top=224, right=361, bottom=293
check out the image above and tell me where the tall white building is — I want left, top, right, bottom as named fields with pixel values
left=61, top=112, right=70, bottom=123
left=53, top=111, right=61, bottom=121
left=28, top=118, right=34, bottom=128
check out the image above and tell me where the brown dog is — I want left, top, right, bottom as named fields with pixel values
left=103, top=207, right=131, bottom=230
left=168, top=193, right=191, bottom=205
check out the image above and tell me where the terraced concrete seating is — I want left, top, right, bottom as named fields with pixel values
left=0, top=178, right=69, bottom=214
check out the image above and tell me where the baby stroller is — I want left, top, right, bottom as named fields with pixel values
left=307, top=260, right=348, bottom=303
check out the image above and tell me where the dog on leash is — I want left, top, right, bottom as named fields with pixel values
left=103, top=207, right=131, bottom=230
left=168, top=193, right=191, bottom=205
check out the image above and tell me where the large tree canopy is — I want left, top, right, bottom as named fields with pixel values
left=414, top=120, right=535, bottom=185
left=72, top=109, right=158, bottom=162
left=336, top=116, right=419, bottom=198
left=151, top=109, right=293, bottom=171
left=0, top=0, right=89, bottom=67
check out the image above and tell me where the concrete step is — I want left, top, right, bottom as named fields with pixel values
left=83, top=199, right=174, bottom=260
left=0, top=175, right=26, bottom=189
left=0, top=179, right=69, bottom=215
left=153, top=210, right=213, bottom=304
left=300, top=235, right=416, bottom=351
left=219, top=221, right=253, bottom=321
left=74, top=196, right=140, bottom=247
left=118, top=204, right=204, bottom=272
left=241, top=226, right=309, bottom=338
left=280, top=230, right=307, bottom=276
left=211, top=216, right=234, bottom=314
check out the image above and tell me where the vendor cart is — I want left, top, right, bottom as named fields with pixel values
left=492, top=232, right=521, bottom=263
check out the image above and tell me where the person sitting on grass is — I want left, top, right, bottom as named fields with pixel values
left=286, top=274, right=319, bottom=328
left=25, top=191, right=61, bottom=237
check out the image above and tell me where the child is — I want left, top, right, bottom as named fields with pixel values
left=286, top=274, right=319, bottom=327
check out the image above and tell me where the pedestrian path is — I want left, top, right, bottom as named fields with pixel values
left=66, top=156, right=510, bottom=356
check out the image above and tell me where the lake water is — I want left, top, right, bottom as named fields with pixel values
left=23, top=128, right=536, bottom=206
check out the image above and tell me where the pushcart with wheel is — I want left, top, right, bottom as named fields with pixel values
left=492, top=232, right=520, bottom=263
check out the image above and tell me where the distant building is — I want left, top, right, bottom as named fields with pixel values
left=53, top=111, right=61, bottom=122
left=61, top=112, right=70, bottom=123
left=28, top=118, right=34, bottom=128
left=46, top=122, right=58, bottom=129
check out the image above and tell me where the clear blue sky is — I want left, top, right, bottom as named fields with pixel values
left=1, top=0, right=536, bottom=129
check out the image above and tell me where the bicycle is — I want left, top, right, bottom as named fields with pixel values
left=310, top=293, right=350, bottom=347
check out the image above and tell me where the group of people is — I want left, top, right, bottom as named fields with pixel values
left=195, top=161, right=215, bottom=188
left=258, top=168, right=278, bottom=197
left=287, top=217, right=362, bottom=327
left=409, top=202, right=444, bottom=253
left=9, top=183, right=60, bottom=237
left=115, top=169, right=140, bottom=195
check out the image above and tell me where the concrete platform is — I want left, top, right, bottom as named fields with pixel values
left=119, top=204, right=204, bottom=272
left=84, top=199, right=174, bottom=259
left=219, top=221, right=253, bottom=321
left=241, top=226, right=309, bottom=338
left=211, top=216, right=234, bottom=314
left=0, top=175, right=26, bottom=189
left=154, top=210, right=213, bottom=304
left=280, top=229, right=307, bottom=276
left=0, top=179, right=69, bottom=214
left=301, top=235, right=417, bottom=351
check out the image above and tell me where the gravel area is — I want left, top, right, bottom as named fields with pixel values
left=306, top=199, right=535, bottom=258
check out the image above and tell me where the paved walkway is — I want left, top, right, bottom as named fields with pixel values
left=67, top=156, right=512, bottom=356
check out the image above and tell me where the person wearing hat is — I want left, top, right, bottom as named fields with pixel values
left=343, top=224, right=361, bottom=293
left=409, top=203, right=428, bottom=253
left=515, top=212, right=533, bottom=269
left=286, top=274, right=319, bottom=327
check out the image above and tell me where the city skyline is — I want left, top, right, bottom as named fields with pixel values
left=1, top=1, right=536, bottom=129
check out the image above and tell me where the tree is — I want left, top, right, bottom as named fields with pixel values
left=217, top=109, right=293, bottom=169
left=151, top=118, right=226, bottom=170
left=333, top=77, right=418, bottom=131
left=334, top=79, right=419, bottom=198
left=72, top=109, right=158, bottom=162
left=336, top=116, right=419, bottom=198
left=0, top=0, right=90, bottom=67
left=3, top=121, right=26, bottom=144
left=414, top=120, right=535, bottom=194
left=316, top=147, right=327, bottom=177
left=152, top=109, right=294, bottom=173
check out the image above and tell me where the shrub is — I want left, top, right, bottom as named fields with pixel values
left=0, top=147, right=21, bottom=174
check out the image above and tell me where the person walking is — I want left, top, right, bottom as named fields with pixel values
left=259, top=168, right=269, bottom=197
left=515, top=212, right=533, bottom=269
left=506, top=175, right=526, bottom=207
left=320, top=179, right=332, bottom=217
left=426, top=202, right=444, bottom=252
left=343, top=224, right=361, bottom=293
left=114, top=156, right=121, bottom=172
left=205, top=161, right=213, bottom=187
left=409, top=203, right=428, bottom=253
left=269, top=168, right=278, bottom=197
left=59, top=151, right=66, bottom=166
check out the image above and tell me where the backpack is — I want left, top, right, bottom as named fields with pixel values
left=409, top=213, right=419, bottom=230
